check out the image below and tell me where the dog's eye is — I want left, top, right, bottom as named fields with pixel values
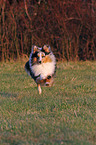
left=42, top=53, right=45, bottom=58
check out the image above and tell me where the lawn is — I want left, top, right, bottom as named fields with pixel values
left=0, top=61, right=96, bottom=145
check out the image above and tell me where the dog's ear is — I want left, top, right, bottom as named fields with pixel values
left=42, top=45, right=51, bottom=54
left=32, top=45, right=38, bottom=53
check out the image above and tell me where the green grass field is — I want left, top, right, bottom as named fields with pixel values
left=0, top=61, right=96, bottom=145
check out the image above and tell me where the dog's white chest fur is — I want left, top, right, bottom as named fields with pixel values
left=31, top=62, right=55, bottom=79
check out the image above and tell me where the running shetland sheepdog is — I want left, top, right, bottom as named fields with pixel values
left=25, top=45, right=56, bottom=94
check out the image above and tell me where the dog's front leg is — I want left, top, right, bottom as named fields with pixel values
left=37, top=84, right=42, bottom=94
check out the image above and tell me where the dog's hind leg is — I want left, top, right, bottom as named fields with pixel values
left=37, top=84, right=42, bottom=94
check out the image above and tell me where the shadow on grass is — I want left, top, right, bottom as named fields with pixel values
left=0, top=92, right=17, bottom=98
left=1, top=136, right=25, bottom=145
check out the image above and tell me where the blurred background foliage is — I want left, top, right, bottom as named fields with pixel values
left=0, top=0, right=96, bottom=61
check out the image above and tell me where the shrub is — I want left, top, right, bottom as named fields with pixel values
left=0, top=0, right=96, bottom=61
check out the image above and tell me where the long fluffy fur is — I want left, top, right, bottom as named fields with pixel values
left=30, top=53, right=56, bottom=80
left=25, top=45, right=56, bottom=94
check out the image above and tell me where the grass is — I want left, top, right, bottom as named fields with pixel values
left=0, top=60, right=96, bottom=145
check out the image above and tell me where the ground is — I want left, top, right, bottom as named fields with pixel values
left=0, top=61, right=96, bottom=144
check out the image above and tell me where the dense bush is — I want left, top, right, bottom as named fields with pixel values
left=0, top=0, right=96, bottom=61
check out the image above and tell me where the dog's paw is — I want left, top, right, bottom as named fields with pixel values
left=47, top=75, right=51, bottom=79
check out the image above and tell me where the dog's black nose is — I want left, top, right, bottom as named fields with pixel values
left=39, top=61, right=41, bottom=64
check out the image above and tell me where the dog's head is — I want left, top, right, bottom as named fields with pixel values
left=31, top=45, right=52, bottom=65
left=36, top=51, right=46, bottom=64
left=31, top=45, right=45, bottom=64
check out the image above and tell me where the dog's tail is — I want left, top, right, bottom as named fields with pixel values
left=25, top=61, right=31, bottom=76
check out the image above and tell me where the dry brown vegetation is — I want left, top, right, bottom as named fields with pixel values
left=0, top=0, right=96, bottom=61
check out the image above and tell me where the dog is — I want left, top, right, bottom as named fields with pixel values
left=25, top=45, right=56, bottom=94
